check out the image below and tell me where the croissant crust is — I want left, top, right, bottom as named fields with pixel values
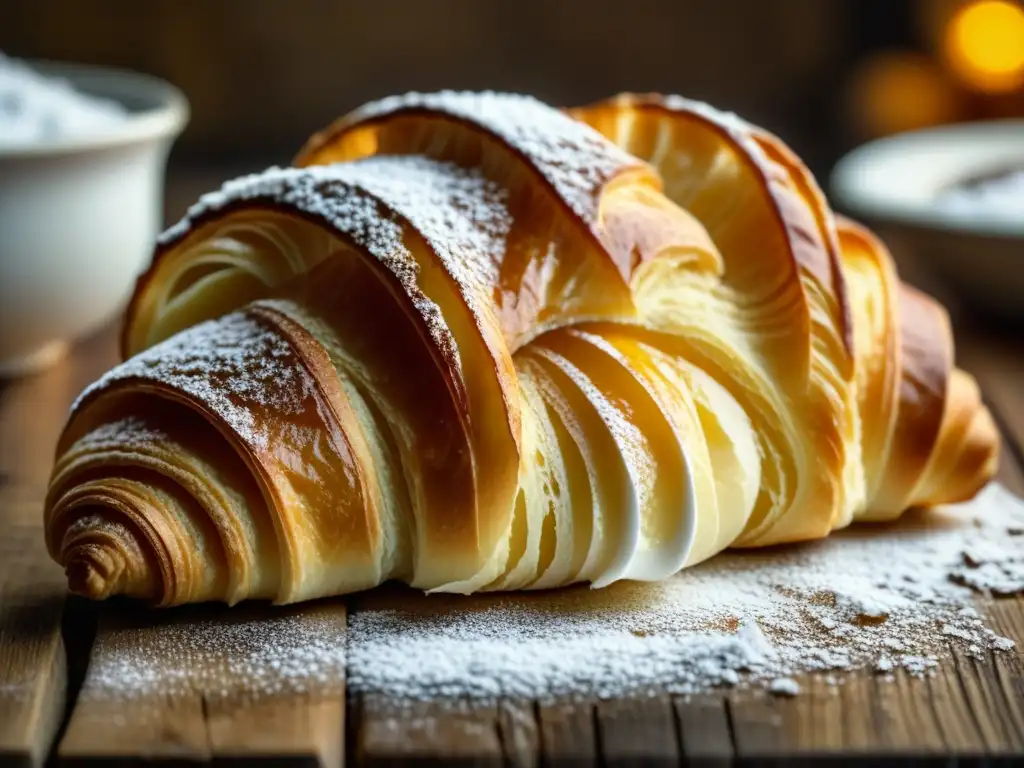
left=45, top=91, right=998, bottom=606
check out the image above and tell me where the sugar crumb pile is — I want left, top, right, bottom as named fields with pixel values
left=81, top=485, right=1023, bottom=704
left=0, top=51, right=126, bottom=147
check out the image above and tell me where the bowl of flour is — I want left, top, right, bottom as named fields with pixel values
left=0, top=53, right=188, bottom=375
left=831, top=120, right=1024, bottom=320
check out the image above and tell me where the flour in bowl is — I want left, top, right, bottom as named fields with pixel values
left=936, top=168, right=1024, bottom=221
left=0, top=52, right=127, bottom=147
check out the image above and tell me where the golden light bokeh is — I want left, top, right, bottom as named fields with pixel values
left=943, top=0, right=1024, bottom=93
left=845, top=51, right=961, bottom=138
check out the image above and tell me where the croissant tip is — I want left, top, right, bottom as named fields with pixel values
left=65, top=549, right=122, bottom=601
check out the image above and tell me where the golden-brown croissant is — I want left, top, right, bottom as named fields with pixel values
left=44, top=92, right=999, bottom=606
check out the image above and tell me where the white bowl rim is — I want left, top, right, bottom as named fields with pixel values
left=0, top=59, right=190, bottom=158
left=830, top=119, right=1024, bottom=240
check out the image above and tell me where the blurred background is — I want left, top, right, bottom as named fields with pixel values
left=4, top=0, right=1024, bottom=203
left=2, top=0, right=1023, bottom=335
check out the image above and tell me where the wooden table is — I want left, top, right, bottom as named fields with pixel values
left=2, top=259, right=1024, bottom=766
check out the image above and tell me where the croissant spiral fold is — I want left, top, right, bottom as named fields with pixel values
left=44, top=92, right=999, bottom=606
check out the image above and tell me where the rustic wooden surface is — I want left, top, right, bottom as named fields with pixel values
left=0, top=330, right=115, bottom=768
left=58, top=600, right=347, bottom=766
left=1, top=275, right=1024, bottom=764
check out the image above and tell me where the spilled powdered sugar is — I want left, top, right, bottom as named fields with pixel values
left=81, top=485, right=1024, bottom=704
left=347, top=483, right=1024, bottom=701
left=84, top=605, right=347, bottom=703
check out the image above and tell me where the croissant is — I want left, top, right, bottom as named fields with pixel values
left=44, top=92, right=999, bottom=606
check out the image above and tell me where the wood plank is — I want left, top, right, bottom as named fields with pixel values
left=924, top=654, right=987, bottom=755
left=950, top=649, right=1024, bottom=754
left=836, top=673, right=883, bottom=752
left=356, top=695, right=501, bottom=766
left=345, top=585, right=503, bottom=766
left=727, top=668, right=981, bottom=763
left=672, top=694, right=734, bottom=767
left=6, top=312, right=1024, bottom=765
left=725, top=675, right=858, bottom=761
left=724, top=687, right=789, bottom=759
left=789, top=674, right=845, bottom=754
left=934, top=597, right=1024, bottom=757
left=867, top=669, right=946, bottom=755
left=984, top=599, right=1024, bottom=749
left=58, top=600, right=347, bottom=766
left=956, top=330, right=1024, bottom=497
left=536, top=699, right=597, bottom=765
left=497, top=699, right=539, bottom=768
left=0, top=512, right=68, bottom=768
left=0, top=327, right=119, bottom=767
left=595, top=694, right=679, bottom=765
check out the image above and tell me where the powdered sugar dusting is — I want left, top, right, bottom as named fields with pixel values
left=155, top=160, right=510, bottom=383
left=71, top=486, right=1023, bottom=706
left=769, top=677, right=801, bottom=696
left=346, top=483, right=1024, bottom=701
left=339, top=155, right=510, bottom=290
left=84, top=605, right=345, bottom=704
left=347, top=90, right=642, bottom=224
left=952, top=537, right=1024, bottom=596
left=73, top=310, right=312, bottom=451
left=157, top=165, right=404, bottom=252
left=73, top=415, right=169, bottom=451
left=658, top=94, right=753, bottom=138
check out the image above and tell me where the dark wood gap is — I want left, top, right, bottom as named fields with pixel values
left=672, top=695, right=735, bottom=767
left=590, top=702, right=604, bottom=768
left=668, top=696, right=684, bottom=767
left=493, top=701, right=510, bottom=768
left=345, top=688, right=360, bottom=768
left=723, top=695, right=741, bottom=761
left=45, top=596, right=100, bottom=766
left=532, top=700, right=545, bottom=768
left=199, top=691, right=213, bottom=763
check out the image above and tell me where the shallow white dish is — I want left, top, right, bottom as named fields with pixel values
left=0, top=61, right=188, bottom=376
left=831, top=120, right=1024, bottom=319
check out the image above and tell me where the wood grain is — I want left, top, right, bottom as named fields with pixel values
left=536, top=700, right=598, bottom=765
left=673, top=695, right=734, bottom=766
left=356, top=695, right=501, bottom=766
left=0, top=512, right=68, bottom=768
left=956, top=330, right=1024, bottom=497
left=596, top=695, right=679, bottom=765
left=0, top=327, right=118, bottom=767
left=497, top=699, right=539, bottom=768
left=58, top=600, right=347, bottom=766
left=3, top=297, right=1024, bottom=765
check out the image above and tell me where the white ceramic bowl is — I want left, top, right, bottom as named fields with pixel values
left=0, top=62, right=188, bottom=375
left=831, top=120, right=1024, bottom=320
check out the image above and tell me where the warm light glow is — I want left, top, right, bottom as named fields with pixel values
left=943, top=0, right=1024, bottom=92
left=845, top=52, right=960, bottom=138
